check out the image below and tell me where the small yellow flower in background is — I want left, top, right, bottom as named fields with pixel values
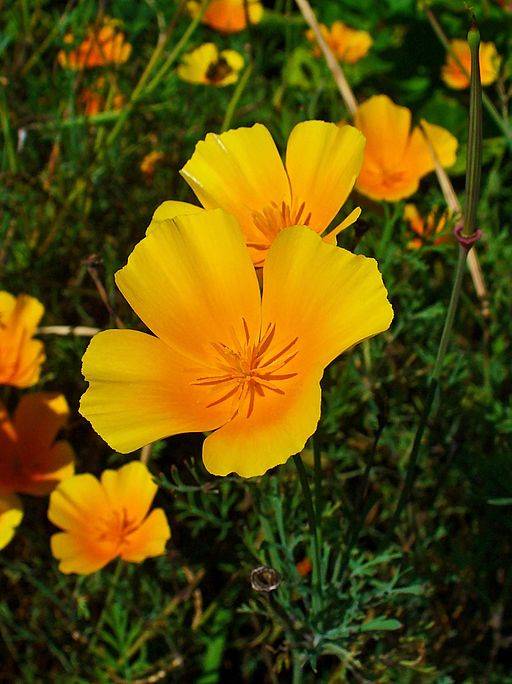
left=187, top=0, right=263, bottom=33
left=78, top=77, right=124, bottom=116
left=169, top=121, right=364, bottom=266
left=404, top=204, right=451, bottom=249
left=0, top=494, right=23, bottom=551
left=442, top=39, right=501, bottom=90
left=58, top=19, right=131, bottom=70
left=0, top=393, right=74, bottom=496
left=140, top=150, right=165, bottom=178
left=48, top=461, right=170, bottom=574
left=79, top=210, right=393, bottom=478
left=178, top=43, right=244, bottom=87
left=306, top=22, right=372, bottom=64
left=0, top=292, right=45, bottom=388
left=351, top=95, right=457, bottom=202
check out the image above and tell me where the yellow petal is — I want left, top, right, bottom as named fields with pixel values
left=148, top=201, right=204, bottom=234
left=80, top=330, right=234, bottom=453
left=120, top=508, right=170, bottom=562
left=355, top=95, right=411, bottom=171
left=178, top=43, right=219, bottom=85
left=0, top=494, right=23, bottom=550
left=203, top=370, right=322, bottom=477
left=101, top=461, right=157, bottom=525
left=10, top=294, right=45, bottom=335
left=48, top=473, right=111, bottom=534
left=180, top=125, right=290, bottom=247
left=262, top=226, right=393, bottom=369
left=285, top=121, right=365, bottom=235
left=115, top=209, right=261, bottom=363
left=323, top=206, right=362, bottom=244
left=413, top=119, right=458, bottom=175
left=50, top=531, right=115, bottom=574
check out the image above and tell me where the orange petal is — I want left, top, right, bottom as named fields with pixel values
left=120, top=508, right=170, bottom=562
left=101, top=461, right=158, bottom=526
left=51, top=531, right=115, bottom=575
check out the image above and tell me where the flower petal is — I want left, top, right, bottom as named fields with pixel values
left=148, top=201, right=204, bottom=235
left=262, top=226, right=393, bottom=369
left=115, top=209, right=261, bottom=363
left=203, top=371, right=322, bottom=477
left=48, top=473, right=111, bottom=535
left=180, top=125, right=290, bottom=246
left=14, top=392, right=69, bottom=453
left=285, top=121, right=365, bottom=234
left=101, top=461, right=158, bottom=525
left=404, top=120, right=458, bottom=179
left=80, top=329, right=233, bottom=453
left=50, top=532, right=115, bottom=575
left=120, top=508, right=170, bottom=562
left=355, top=95, right=411, bottom=171
left=0, top=494, right=23, bottom=550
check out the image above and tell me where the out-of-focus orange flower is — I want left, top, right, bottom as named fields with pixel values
left=351, top=95, right=458, bottom=202
left=78, top=77, right=124, bottom=116
left=442, top=39, right=501, bottom=90
left=187, top=0, right=263, bottom=33
left=178, top=43, right=244, bottom=86
left=0, top=393, right=74, bottom=496
left=0, top=292, right=45, bottom=388
left=496, top=0, right=512, bottom=11
left=140, top=151, right=165, bottom=177
left=306, top=21, right=372, bottom=64
left=58, top=19, right=131, bottom=70
left=0, top=494, right=23, bottom=550
left=404, top=204, right=452, bottom=249
left=49, top=461, right=171, bottom=574
left=296, top=557, right=312, bottom=576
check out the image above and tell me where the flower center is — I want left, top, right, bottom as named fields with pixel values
left=206, top=57, right=233, bottom=84
left=248, top=200, right=312, bottom=262
left=193, top=319, right=299, bottom=419
left=96, top=508, right=138, bottom=548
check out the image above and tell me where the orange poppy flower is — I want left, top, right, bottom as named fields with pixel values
left=404, top=204, right=451, bottom=249
left=306, top=21, right=372, bottom=64
left=48, top=461, right=171, bottom=574
left=0, top=292, right=45, bottom=388
left=172, top=121, right=364, bottom=266
left=78, top=77, right=124, bottom=116
left=79, top=210, right=393, bottom=478
left=0, top=494, right=23, bottom=550
left=352, top=95, right=458, bottom=202
left=140, top=150, right=165, bottom=177
left=58, top=20, right=132, bottom=70
left=0, top=393, right=74, bottom=497
left=187, top=0, right=263, bottom=33
left=442, top=39, right=501, bottom=90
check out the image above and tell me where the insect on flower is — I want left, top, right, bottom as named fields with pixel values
left=177, top=43, right=244, bottom=87
left=79, top=210, right=393, bottom=478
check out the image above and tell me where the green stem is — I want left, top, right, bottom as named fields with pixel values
left=88, top=558, right=124, bottom=654
left=220, top=62, right=254, bottom=132
left=293, top=454, right=321, bottom=614
left=425, top=8, right=512, bottom=148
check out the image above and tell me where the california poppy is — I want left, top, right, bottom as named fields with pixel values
left=404, top=204, right=451, bottom=249
left=58, top=19, right=131, bottom=70
left=178, top=43, right=244, bottom=86
left=0, top=292, right=45, bottom=388
left=79, top=210, right=393, bottom=478
left=306, top=21, right=372, bottom=64
left=442, top=39, right=501, bottom=90
left=352, top=95, right=457, bottom=202
left=173, top=121, right=365, bottom=265
left=0, top=393, right=74, bottom=496
left=49, top=461, right=171, bottom=574
left=187, top=0, right=263, bottom=33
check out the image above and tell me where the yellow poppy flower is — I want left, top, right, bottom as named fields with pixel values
left=178, top=43, right=244, bottom=86
left=404, top=204, right=451, bottom=249
left=0, top=292, right=45, bottom=388
left=0, top=494, right=23, bottom=550
left=173, top=121, right=364, bottom=266
left=79, top=210, right=393, bottom=478
left=187, top=0, right=263, bottom=33
left=352, top=95, right=457, bottom=202
left=48, top=461, right=171, bottom=575
left=442, top=39, right=501, bottom=90
left=306, top=21, right=372, bottom=64
left=58, top=19, right=131, bottom=70
left=0, top=393, right=74, bottom=497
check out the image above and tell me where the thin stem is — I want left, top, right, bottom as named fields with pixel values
left=88, top=558, right=124, bottom=654
left=293, top=454, right=321, bottom=614
left=220, top=62, right=253, bottom=132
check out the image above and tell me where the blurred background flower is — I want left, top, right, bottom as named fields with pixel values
left=57, top=18, right=131, bottom=70
left=442, top=39, right=501, bottom=89
left=187, top=0, right=263, bottom=33
left=177, top=43, right=244, bottom=86
left=306, top=21, right=372, bottom=64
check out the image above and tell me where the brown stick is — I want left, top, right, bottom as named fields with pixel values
left=294, top=0, right=357, bottom=116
